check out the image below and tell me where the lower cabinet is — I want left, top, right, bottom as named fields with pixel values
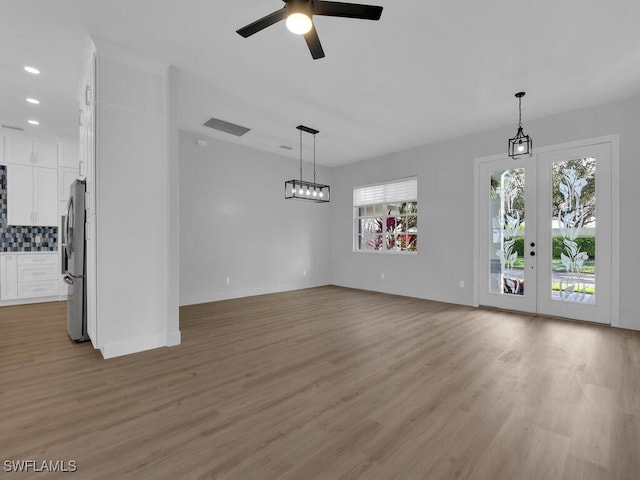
left=0, top=253, right=59, bottom=302
left=18, top=280, right=59, bottom=299
left=0, top=255, right=18, bottom=300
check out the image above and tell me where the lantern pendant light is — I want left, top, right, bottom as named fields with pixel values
left=285, top=125, right=330, bottom=202
left=508, top=91, right=533, bottom=159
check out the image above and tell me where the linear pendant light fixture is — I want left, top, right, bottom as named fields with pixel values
left=508, top=91, right=533, bottom=159
left=285, top=125, right=330, bottom=202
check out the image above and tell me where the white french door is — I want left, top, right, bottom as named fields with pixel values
left=478, top=141, right=612, bottom=324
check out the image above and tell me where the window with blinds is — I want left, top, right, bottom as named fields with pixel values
left=353, top=177, right=418, bottom=253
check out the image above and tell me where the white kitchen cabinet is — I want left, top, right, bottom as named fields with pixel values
left=34, top=167, right=58, bottom=225
left=7, top=164, right=33, bottom=225
left=58, top=166, right=78, bottom=201
left=34, top=142, right=58, bottom=168
left=7, top=164, right=58, bottom=226
left=0, top=253, right=59, bottom=302
left=18, top=254, right=58, bottom=267
left=0, top=255, right=18, bottom=301
left=58, top=142, right=80, bottom=169
left=3, top=137, right=57, bottom=168
left=3, top=137, right=33, bottom=166
left=16, top=254, right=58, bottom=300
left=18, top=281, right=59, bottom=299
left=18, top=262, right=58, bottom=282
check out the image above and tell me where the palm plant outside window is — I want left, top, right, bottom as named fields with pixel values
left=353, top=177, right=418, bottom=253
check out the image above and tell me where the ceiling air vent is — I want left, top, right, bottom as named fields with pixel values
left=2, top=124, right=25, bottom=131
left=203, top=117, right=251, bottom=137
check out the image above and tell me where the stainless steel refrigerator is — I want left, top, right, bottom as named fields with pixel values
left=62, top=179, right=89, bottom=342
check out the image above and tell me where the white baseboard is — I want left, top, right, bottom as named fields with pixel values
left=100, top=332, right=169, bottom=359
left=0, top=296, right=62, bottom=307
left=330, top=280, right=471, bottom=307
left=179, top=281, right=330, bottom=307
left=166, top=330, right=181, bottom=346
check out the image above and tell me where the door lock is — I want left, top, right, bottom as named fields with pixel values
left=530, top=251, right=536, bottom=256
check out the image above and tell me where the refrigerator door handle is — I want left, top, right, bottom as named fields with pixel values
left=61, top=215, right=68, bottom=275
left=63, top=274, right=74, bottom=285
left=66, top=197, right=74, bottom=256
left=61, top=215, right=66, bottom=245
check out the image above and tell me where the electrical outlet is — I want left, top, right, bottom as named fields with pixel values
left=303, top=270, right=307, bottom=276
left=226, top=277, right=230, bottom=285
left=381, top=273, right=385, bottom=280
left=459, top=280, right=465, bottom=288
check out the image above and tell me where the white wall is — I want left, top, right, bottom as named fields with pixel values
left=179, top=131, right=332, bottom=305
left=331, top=94, right=640, bottom=331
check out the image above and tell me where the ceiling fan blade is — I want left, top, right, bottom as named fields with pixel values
left=236, top=8, right=287, bottom=38
left=312, top=1, right=383, bottom=20
left=304, top=25, right=325, bottom=59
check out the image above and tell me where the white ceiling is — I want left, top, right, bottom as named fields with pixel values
left=1, top=0, right=640, bottom=166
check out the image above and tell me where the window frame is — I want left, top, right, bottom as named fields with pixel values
left=352, top=177, right=418, bottom=255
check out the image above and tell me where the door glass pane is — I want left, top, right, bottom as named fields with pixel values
left=551, top=158, right=596, bottom=303
left=489, top=168, right=525, bottom=295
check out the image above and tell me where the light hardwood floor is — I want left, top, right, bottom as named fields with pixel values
left=1, top=286, right=639, bottom=479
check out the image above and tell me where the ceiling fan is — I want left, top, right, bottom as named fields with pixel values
left=236, top=0, right=383, bottom=60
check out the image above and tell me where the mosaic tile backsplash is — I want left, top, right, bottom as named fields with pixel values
left=0, top=165, right=58, bottom=251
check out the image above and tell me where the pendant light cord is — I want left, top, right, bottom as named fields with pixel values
left=313, top=133, right=317, bottom=184
left=299, top=128, right=303, bottom=182
left=518, top=97, right=523, bottom=128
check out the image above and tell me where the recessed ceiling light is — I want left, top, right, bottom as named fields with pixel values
left=26, top=97, right=40, bottom=105
left=24, top=66, right=40, bottom=75
left=28, top=120, right=40, bottom=125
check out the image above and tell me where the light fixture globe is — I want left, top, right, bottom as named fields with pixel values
left=508, top=91, right=533, bottom=159
left=286, top=12, right=313, bottom=34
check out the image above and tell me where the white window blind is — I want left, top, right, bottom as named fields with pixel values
left=353, top=177, right=417, bottom=206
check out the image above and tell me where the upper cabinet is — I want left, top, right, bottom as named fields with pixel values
left=3, top=137, right=57, bottom=169
left=58, top=143, right=80, bottom=205
left=6, top=165, right=34, bottom=225
left=2, top=136, right=79, bottom=227
left=3, top=136, right=61, bottom=227
left=58, top=142, right=80, bottom=170
left=7, top=164, right=58, bottom=226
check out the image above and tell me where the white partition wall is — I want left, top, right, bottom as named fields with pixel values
left=81, top=37, right=180, bottom=358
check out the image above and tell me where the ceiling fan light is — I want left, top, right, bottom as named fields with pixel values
left=286, top=13, right=313, bottom=35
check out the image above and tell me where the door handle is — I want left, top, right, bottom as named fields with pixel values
left=63, top=274, right=74, bottom=285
